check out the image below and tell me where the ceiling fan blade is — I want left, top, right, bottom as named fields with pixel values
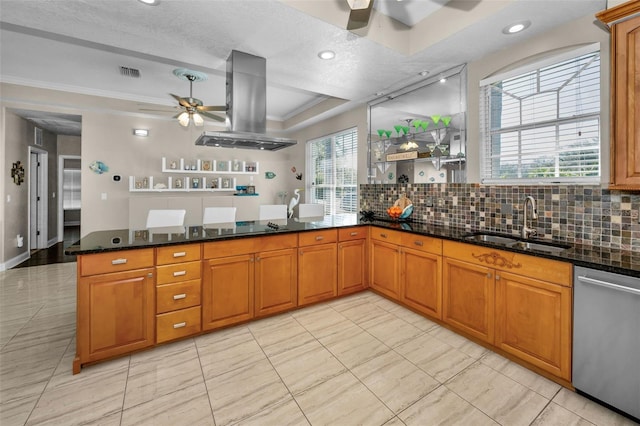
left=139, top=107, right=178, bottom=112
left=346, top=0, right=373, bottom=30
left=170, top=93, right=192, bottom=108
left=198, top=105, right=227, bottom=112
left=200, top=111, right=226, bottom=122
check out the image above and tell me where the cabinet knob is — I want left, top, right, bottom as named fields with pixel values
left=256, top=256, right=260, bottom=262
left=380, top=233, right=388, bottom=238
left=173, top=270, right=186, bottom=277
left=173, top=252, right=186, bottom=258
left=315, top=236, right=324, bottom=241
left=350, top=232, right=358, bottom=236
left=173, top=293, right=187, bottom=300
left=496, top=275, right=501, bottom=280
left=487, top=273, right=492, bottom=279
left=147, top=273, right=153, bottom=278
left=414, top=240, right=424, bottom=246
left=111, top=258, right=127, bottom=265
left=173, top=322, right=187, bottom=329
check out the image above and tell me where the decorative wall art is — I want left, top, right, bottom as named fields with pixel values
left=265, top=171, right=276, bottom=179
left=11, top=161, right=25, bottom=185
left=89, top=160, right=109, bottom=174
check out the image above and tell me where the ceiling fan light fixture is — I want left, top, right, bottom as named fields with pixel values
left=192, top=112, right=204, bottom=127
left=346, top=0, right=370, bottom=10
left=318, top=50, right=335, bottom=60
left=177, top=112, right=190, bottom=127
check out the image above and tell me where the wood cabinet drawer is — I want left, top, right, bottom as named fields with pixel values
left=338, top=227, right=367, bottom=241
left=156, top=244, right=201, bottom=265
left=401, top=233, right=442, bottom=255
left=79, top=249, right=154, bottom=276
left=156, top=306, right=201, bottom=344
left=156, top=280, right=201, bottom=314
left=156, top=261, right=201, bottom=285
left=370, top=227, right=402, bottom=245
left=443, top=240, right=572, bottom=286
left=258, top=234, right=298, bottom=251
left=203, top=238, right=256, bottom=259
left=299, top=229, right=337, bottom=246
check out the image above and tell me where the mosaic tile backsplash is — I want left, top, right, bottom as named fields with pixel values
left=360, top=184, right=640, bottom=252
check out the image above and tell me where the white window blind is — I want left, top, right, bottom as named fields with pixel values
left=307, top=127, right=358, bottom=215
left=480, top=47, right=601, bottom=183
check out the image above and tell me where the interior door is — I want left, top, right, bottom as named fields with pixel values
left=30, top=152, right=40, bottom=249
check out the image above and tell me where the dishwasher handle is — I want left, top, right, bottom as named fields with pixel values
left=577, top=275, right=640, bottom=296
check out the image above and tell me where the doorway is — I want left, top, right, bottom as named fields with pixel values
left=29, top=147, right=48, bottom=251
left=58, top=155, right=81, bottom=248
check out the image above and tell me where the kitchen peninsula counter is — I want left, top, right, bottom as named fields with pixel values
left=67, top=215, right=639, bottom=278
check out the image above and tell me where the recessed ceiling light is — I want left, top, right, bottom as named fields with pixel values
left=137, top=0, right=159, bottom=5
left=439, top=77, right=447, bottom=83
left=503, top=20, right=530, bottom=34
left=318, top=50, right=335, bottom=60
left=419, top=71, right=429, bottom=77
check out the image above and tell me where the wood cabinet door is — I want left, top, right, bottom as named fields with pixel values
left=298, top=244, right=337, bottom=306
left=495, top=272, right=572, bottom=381
left=77, top=268, right=155, bottom=364
left=202, top=254, right=254, bottom=330
left=401, top=247, right=442, bottom=320
left=611, top=14, right=640, bottom=189
left=255, top=248, right=298, bottom=317
left=338, top=239, right=367, bottom=295
left=370, top=239, right=400, bottom=299
left=442, top=257, right=495, bottom=343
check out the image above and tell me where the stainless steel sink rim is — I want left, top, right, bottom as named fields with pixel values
left=463, top=232, right=570, bottom=253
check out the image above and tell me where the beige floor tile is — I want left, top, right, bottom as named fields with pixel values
left=394, top=333, right=475, bottom=383
left=121, top=381, right=214, bottom=426
left=531, top=402, right=596, bottom=426
left=319, top=324, right=390, bottom=369
left=195, top=325, right=266, bottom=379
left=352, top=350, right=439, bottom=413
left=206, top=358, right=290, bottom=426
left=552, top=388, right=638, bottom=426
left=0, top=394, right=40, bottom=426
left=328, top=292, right=371, bottom=312
left=480, top=351, right=562, bottom=399
left=248, top=314, right=315, bottom=357
left=339, top=300, right=390, bottom=324
left=124, top=339, right=204, bottom=409
left=292, top=306, right=349, bottom=340
left=359, top=312, right=423, bottom=348
left=398, top=385, right=498, bottom=426
left=383, top=416, right=408, bottom=426
left=385, top=304, right=440, bottom=332
left=235, top=397, right=310, bottom=426
left=428, top=326, right=487, bottom=359
left=445, top=362, right=549, bottom=426
left=269, top=338, right=347, bottom=395
left=25, top=357, right=130, bottom=425
left=294, top=371, right=395, bottom=426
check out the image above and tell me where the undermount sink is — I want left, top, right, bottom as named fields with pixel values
left=464, top=232, right=571, bottom=254
left=464, top=233, right=519, bottom=245
left=508, top=240, right=571, bottom=253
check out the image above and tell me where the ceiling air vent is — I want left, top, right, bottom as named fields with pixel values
left=119, top=66, right=141, bottom=78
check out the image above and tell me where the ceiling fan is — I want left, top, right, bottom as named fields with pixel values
left=169, top=68, right=226, bottom=127
left=346, top=0, right=374, bottom=30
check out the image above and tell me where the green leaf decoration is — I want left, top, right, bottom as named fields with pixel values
left=431, top=115, right=441, bottom=125
left=377, top=129, right=385, bottom=137
left=420, top=121, right=430, bottom=131
left=442, top=116, right=452, bottom=127
left=384, top=130, right=392, bottom=138
left=393, top=125, right=402, bottom=135
left=402, top=126, right=409, bottom=135
left=412, top=120, right=422, bottom=129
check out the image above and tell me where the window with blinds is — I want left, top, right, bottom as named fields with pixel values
left=307, top=127, right=358, bottom=215
left=479, top=45, right=601, bottom=183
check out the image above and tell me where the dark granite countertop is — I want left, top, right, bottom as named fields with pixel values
left=66, top=215, right=640, bottom=278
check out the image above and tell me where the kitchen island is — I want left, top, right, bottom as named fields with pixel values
left=67, top=215, right=639, bottom=381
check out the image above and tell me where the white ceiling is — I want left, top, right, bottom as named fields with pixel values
left=0, top=0, right=606, bottom=136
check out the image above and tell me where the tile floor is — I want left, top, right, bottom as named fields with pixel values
left=0, top=263, right=637, bottom=426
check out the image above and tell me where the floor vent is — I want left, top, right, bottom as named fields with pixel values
left=119, top=66, right=141, bottom=78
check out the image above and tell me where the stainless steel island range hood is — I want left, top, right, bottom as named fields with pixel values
left=195, top=50, right=297, bottom=151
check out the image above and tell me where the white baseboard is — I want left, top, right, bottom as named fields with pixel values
left=0, top=252, right=30, bottom=271
left=47, top=237, right=59, bottom=248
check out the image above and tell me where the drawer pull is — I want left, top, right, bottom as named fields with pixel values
left=173, top=252, right=187, bottom=258
left=380, top=233, right=388, bottom=238
left=173, top=322, right=187, bottom=329
left=414, top=240, right=424, bottom=246
left=173, top=270, right=187, bottom=277
left=173, top=293, right=187, bottom=300
left=111, top=258, right=127, bottom=265
left=315, top=236, right=324, bottom=241
left=350, top=232, right=358, bottom=236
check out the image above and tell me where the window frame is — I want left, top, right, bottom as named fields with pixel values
left=479, top=43, right=602, bottom=185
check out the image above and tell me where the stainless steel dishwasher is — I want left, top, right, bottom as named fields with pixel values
left=573, top=266, right=640, bottom=421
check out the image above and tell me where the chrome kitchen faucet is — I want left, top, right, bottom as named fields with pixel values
left=521, top=195, right=538, bottom=239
